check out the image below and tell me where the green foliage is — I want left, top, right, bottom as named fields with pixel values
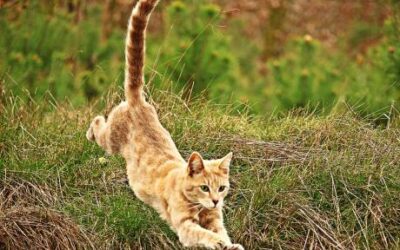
left=259, top=21, right=400, bottom=118
left=0, top=2, right=125, bottom=105
left=1, top=0, right=241, bottom=105
left=263, top=36, right=339, bottom=112
left=1, top=0, right=399, bottom=119
left=149, top=0, right=240, bottom=102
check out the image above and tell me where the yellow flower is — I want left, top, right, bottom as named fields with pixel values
left=31, top=54, right=43, bottom=65
left=304, top=34, right=313, bottom=43
left=99, top=157, right=108, bottom=165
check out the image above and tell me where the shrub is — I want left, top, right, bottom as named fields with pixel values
left=148, top=0, right=241, bottom=102
left=259, top=21, right=400, bottom=119
left=0, top=1, right=125, bottom=105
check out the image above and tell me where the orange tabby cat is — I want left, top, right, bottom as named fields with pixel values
left=86, top=0, right=243, bottom=249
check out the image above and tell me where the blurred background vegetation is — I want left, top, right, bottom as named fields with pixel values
left=1, top=0, right=399, bottom=120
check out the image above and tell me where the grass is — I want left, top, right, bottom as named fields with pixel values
left=0, top=88, right=400, bottom=249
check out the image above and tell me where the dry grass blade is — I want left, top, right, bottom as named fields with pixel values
left=0, top=176, right=56, bottom=209
left=297, top=205, right=345, bottom=250
left=0, top=176, right=94, bottom=250
left=227, top=137, right=310, bottom=162
left=0, top=207, right=94, bottom=250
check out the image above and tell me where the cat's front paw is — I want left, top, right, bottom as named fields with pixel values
left=223, top=243, right=244, bottom=250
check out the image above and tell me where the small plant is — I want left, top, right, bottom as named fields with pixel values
left=0, top=1, right=125, bottom=104
left=150, top=0, right=241, bottom=102
left=262, top=35, right=342, bottom=113
left=259, top=25, right=400, bottom=120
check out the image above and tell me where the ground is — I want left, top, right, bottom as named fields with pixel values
left=0, top=90, right=399, bottom=249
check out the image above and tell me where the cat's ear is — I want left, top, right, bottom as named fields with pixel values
left=188, top=152, right=205, bottom=177
left=219, top=152, right=233, bottom=175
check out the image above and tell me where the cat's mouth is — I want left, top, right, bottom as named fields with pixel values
left=193, top=202, right=216, bottom=210
left=201, top=202, right=219, bottom=210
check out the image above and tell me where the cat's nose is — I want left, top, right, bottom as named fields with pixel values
left=212, top=200, right=219, bottom=206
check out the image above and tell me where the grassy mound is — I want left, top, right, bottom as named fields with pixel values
left=0, top=177, right=93, bottom=249
left=0, top=90, right=399, bottom=249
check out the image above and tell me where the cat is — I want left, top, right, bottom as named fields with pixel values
left=86, top=0, right=244, bottom=249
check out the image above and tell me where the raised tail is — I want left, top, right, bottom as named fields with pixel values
left=124, top=0, right=159, bottom=105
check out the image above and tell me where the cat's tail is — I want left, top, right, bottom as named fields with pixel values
left=124, top=0, right=159, bottom=106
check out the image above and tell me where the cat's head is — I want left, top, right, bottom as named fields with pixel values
left=183, top=152, right=233, bottom=209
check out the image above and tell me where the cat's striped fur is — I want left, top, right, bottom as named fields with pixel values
left=124, top=0, right=157, bottom=105
left=86, top=1, right=243, bottom=249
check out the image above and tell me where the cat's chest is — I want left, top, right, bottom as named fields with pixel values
left=130, top=181, right=158, bottom=203
left=132, top=184, right=172, bottom=221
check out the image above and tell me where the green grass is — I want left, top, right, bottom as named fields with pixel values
left=1, top=88, right=399, bottom=249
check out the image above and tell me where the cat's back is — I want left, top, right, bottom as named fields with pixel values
left=130, top=101, right=182, bottom=162
left=107, top=99, right=180, bottom=160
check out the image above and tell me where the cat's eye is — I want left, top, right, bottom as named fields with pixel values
left=200, top=185, right=210, bottom=192
left=218, top=186, right=227, bottom=192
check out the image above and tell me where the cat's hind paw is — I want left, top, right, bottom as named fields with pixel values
left=86, top=126, right=95, bottom=141
left=86, top=116, right=105, bottom=141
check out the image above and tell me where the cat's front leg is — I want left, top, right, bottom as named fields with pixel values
left=201, top=210, right=244, bottom=250
left=208, top=220, right=232, bottom=245
left=177, top=219, right=241, bottom=250
left=212, top=227, right=244, bottom=250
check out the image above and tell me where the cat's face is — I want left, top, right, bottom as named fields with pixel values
left=183, top=152, right=232, bottom=209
